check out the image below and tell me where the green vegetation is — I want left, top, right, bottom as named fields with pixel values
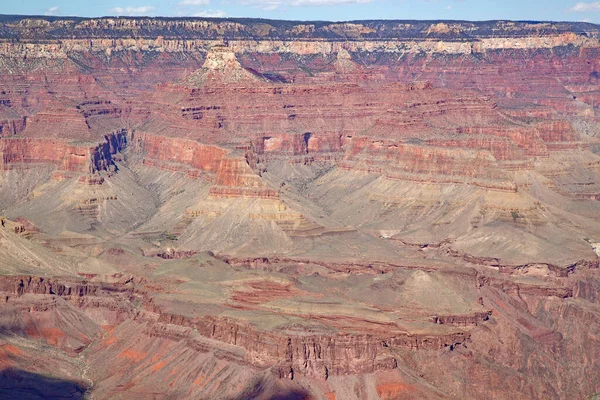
left=511, top=210, right=522, bottom=223
left=160, top=232, right=178, bottom=241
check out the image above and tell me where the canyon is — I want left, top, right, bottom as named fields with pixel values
left=0, top=16, right=599, bottom=399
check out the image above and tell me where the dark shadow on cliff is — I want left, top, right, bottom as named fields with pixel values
left=0, top=368, right=87, bottom=400
left=234, top=375, right=310, bottom=400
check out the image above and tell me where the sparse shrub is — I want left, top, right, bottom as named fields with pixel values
left=511, top=210, right=522, bottom=222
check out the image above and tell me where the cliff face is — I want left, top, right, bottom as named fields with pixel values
left=0, top=18, right=598, bottom=95
left=132, top=131, right=226, bottom=175
left=0, top=18, right=597, bottom=187
left=0, top=129, right=127, bottom=173
left=1, top=15, right=600, bottom=400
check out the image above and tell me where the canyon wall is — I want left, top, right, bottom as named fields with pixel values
left=0, top=129, right=127, bottom=173
left=0, top=274, right=467, bottom=379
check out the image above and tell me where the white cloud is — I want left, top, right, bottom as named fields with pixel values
left=179, top=0, right=211, bottom=5
left=240, top=0, right=372, bottom=10
left=44, top=6, right=59, bottom=16
left=569, top=2, right=600, bottom=12
left=109, top=6, right=156, bottom=15
left=193, top=9, right=227, bottom=16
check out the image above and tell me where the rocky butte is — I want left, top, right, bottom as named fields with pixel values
left=0, top=15, right=599, bottom=400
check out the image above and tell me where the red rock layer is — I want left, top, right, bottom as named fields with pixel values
left=147, top=72, right=583, bottom=190
left=132, top=131, right=227, bottom=175
left=0, top=129, right=127, bottom=173
left=132, top=132, right=280, bottom=199
left=0, top=138, right=89, bottom=171
left=0, top=275, right=469, bottom=379
left=210, top=155, right=278, bottom=199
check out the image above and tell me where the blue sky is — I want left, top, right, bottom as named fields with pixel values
left=0, top=0, right=599, bottom=23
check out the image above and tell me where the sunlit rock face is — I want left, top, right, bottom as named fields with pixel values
left=0, top=16, right=600, bottom=400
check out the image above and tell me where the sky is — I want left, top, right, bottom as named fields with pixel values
left=0, top=0, right=599, bottom=23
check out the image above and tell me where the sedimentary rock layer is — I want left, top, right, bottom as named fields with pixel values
left=0, top=129, right=127, bottom=172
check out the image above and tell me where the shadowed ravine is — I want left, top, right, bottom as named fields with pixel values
left=0, top=369, right=87, bottom=400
